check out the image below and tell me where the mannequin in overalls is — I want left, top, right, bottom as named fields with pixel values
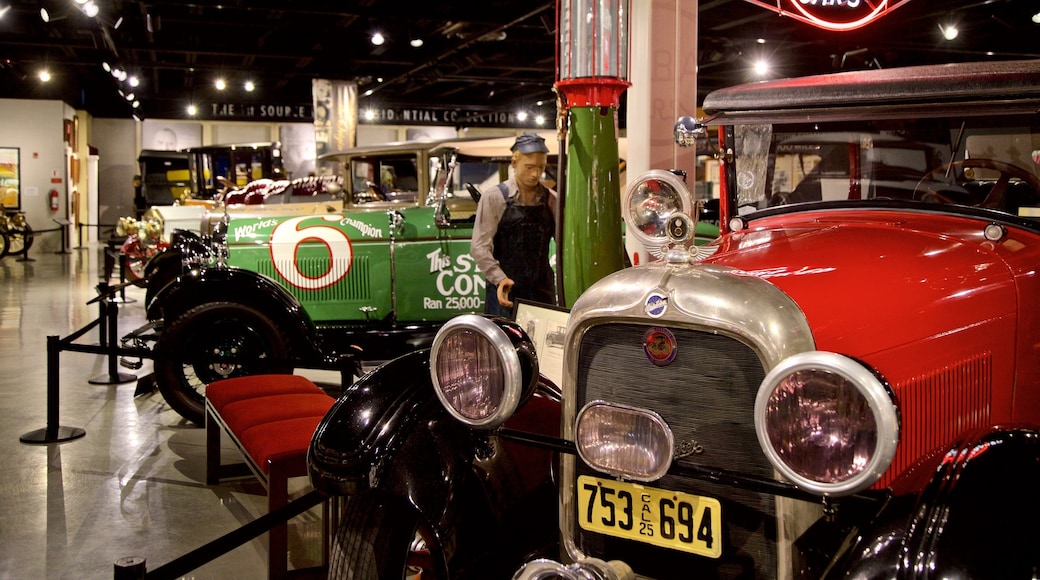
left=471, top=133, right=558, bottom=317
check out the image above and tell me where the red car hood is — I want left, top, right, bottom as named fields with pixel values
left=706, top=210, right=1025, bottom=358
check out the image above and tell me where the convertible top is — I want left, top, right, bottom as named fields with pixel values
left=702, top=59, right=1040, bottom=124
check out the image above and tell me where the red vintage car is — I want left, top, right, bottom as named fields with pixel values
left=310, top=59, right=1040, bottom=579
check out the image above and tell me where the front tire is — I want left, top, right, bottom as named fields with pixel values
left=329, top=493, right=446, bottom=580
left=154, top=302, right=291, bottom=424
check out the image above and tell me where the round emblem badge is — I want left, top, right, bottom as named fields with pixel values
left=644, top=291, right=668, bottom=318
left=643, top=327, right=677, bottom=366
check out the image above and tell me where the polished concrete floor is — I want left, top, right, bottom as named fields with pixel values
left=0, top=244, right=328, bottom=579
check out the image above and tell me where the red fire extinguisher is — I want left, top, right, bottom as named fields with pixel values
left=49, top=189, right=59, bottom=211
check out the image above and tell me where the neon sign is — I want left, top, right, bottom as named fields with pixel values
left=743, top=0, right=914, bottom=31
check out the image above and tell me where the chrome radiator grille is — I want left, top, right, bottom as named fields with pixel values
left=573, top=323, right=778, bottom=578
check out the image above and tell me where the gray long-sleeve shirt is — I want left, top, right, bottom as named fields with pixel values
left=470, top=176, right=558, bottom=286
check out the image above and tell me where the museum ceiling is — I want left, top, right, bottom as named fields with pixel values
left=1, top=0, right=1038, bottom=121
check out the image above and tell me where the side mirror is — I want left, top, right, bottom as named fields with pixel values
left=465, top=183, right=482, bottom=203
left=673, top=116, right=706, bottom=148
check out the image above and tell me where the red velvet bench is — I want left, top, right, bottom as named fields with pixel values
left=205, top=374, right=335, bottom=579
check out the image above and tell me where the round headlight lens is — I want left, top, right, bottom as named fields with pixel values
left=622, top=170, right=693, bottom=246
left=576, top=401, right=674, bottom=482
left=755, top=352, right=899, bottom=496
left=430, top=315, right=523, bottom=429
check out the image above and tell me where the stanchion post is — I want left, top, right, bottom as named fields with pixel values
left=96, top=283, right=109, bottom=348
left=19, top=335, right=86, bottom=444
left=90, top=300, right=137, bottom=385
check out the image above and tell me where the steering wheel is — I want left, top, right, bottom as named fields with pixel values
left=914, top=158, right=1040, bottom=209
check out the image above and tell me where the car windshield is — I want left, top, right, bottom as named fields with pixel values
left=728, top=115, right=1040, bottom=224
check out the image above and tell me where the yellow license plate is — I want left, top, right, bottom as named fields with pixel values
left=577, top=475, right=722, bottom=558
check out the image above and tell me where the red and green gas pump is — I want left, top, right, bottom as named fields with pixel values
left=555, top=0, right=631, bottom=307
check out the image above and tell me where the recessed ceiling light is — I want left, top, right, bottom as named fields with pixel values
left=215, top=79, right=226, bottom=90
left=38, top=70, right=51, bottom=82
left=371, top=32, right=385, bottom=46
left=1033, top=11, right=1040, bottom=24
left=410, top=38, right=424, bottom=48
left=244, top=80, right=255, bottom=92
left=187, top=104, right=198, bottom=116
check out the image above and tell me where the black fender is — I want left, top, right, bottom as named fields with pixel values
left=309, top=348, right=560, bottom=574
left=150, top=266, right=323, bottom=360
left=820, top=425, right=1040, bottom=579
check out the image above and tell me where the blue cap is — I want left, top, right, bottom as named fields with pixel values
left=510, top=133, right=549, bottom=154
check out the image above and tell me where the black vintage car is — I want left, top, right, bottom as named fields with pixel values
left=309, top=59, right=1040, bottom=579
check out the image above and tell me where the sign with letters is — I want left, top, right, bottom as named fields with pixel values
left=743, top=0, right=914, bottom=31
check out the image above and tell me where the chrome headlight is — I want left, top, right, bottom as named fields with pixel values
left=116, top=216, right=137, bottom=237
left=622, top=169, right=693, bottom=247
left=430, top=314, right=538, bottom=429
left=576, top=401, right=674, bottom=482
left=754, top=352, right=899, bottom=496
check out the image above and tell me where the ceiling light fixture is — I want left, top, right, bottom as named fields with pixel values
left=0, top=6, right=10, bottom=18
left=215, top=78, right=226, bottom=90
left=128, top=76, right=139, bottom=87
left=1033, top=11, right=1040, bottom=24
left=371, top=32, right=385, bottom=46
left=82, top=1, right=99, bottom=18
left=939, top=23, right=958, bottom=40
left=410, top=38, right=424, bottom=48
left=187, top=104, right=198, bottom=116
left=754, top=59, right=769, bottom=76
left=244, top=80, right=255, bottom=92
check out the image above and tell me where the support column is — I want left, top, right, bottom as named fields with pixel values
left=624, top=1, right=698, bottom=265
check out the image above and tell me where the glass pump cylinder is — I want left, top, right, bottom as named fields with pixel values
left=558, top=0, right=631, bottom=106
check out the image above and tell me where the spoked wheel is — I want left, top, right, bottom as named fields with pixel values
left=153, top=302, right=291, bottom=424
left=0, top=231, right=8, bottom=258
left=121, top=238, right=150, bottom=282
left=121, top=238, right=169, bottom=283
left=6, top=223, right=33, bottom=256
left=329, top=493, right=446, bottom=580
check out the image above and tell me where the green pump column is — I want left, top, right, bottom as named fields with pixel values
left=555, top=0, right=632, bottom=307
left=561, top=106, right=625, bottom=307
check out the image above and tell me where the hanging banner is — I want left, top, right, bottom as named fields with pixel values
left=742, top=0, right=915, bottom=31
left=313, top=79, right=358, bottom=157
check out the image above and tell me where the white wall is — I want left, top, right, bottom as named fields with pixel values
left=0, top=99, right=68, bottom=253
left=90, top=117, right=138, bottom=232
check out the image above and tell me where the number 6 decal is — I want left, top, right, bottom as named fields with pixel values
left=270, top=215, right=353, bottom=290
